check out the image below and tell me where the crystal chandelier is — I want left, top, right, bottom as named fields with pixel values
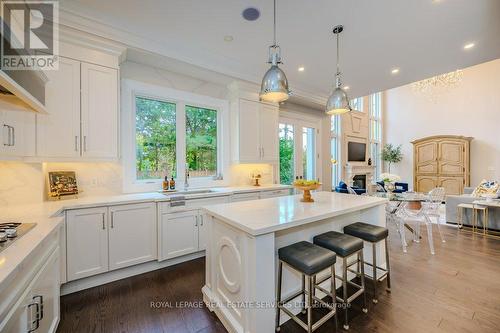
left=411, top=70, right=463, bottom=101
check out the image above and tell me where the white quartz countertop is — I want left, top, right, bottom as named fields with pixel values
left=203, top=191, right=388, bottom=236
left=0, top=184, right=291, bottom=287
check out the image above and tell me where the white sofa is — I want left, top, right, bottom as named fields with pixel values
left=446, top=187, right=500, bottom=230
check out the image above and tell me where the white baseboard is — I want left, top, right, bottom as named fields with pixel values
left=61, top=251, right=205, bottom=295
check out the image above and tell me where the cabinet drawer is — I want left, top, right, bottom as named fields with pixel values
left=160, top=196, right=229, bottom=213
left=260, top=189, right=291, bottom=199
left=231, top=192, right=260, bottom=202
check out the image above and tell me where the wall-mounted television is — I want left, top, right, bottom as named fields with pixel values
left=347, top=142, right=366, bottom=162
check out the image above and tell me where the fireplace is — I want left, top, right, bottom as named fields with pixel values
left=353, top=175, right=366, bottom=189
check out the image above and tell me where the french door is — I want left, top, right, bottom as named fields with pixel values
left=279, top=118, right=320, bottom=185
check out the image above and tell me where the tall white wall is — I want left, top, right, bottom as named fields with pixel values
left=384, top=59, right=500, bottom=188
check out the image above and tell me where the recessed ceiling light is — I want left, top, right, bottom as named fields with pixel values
left=224, top=35, right=234, bottom=42
left=344, top=86, right=350, bottom=90
left=463, top=42, right=475, bottom=50
left=391, top=68, right=400, bottom=74
left=298, top=66, right=305, bottom=72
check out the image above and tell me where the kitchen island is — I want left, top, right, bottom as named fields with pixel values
left=201, top=191, right=387, bottom=333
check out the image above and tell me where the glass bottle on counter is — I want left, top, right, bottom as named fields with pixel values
left=162, top=176, right=169, bottom=191
left=169, top=176, right=176, bottom=190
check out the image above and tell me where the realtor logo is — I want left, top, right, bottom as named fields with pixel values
left=1, top=0, right=59, bottom=70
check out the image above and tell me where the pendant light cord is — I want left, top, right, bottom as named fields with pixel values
left=273, top=0, right=277, bottom=46
left=336, top=31, right=340, bottom=75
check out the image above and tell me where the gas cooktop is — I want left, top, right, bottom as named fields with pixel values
left=0, top=222, right=36, bottom=253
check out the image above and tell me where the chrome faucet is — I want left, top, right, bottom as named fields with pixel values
left=184, top=165, right=190, bottom=190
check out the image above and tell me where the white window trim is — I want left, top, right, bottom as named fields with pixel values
left=121, top=79, right=230, bottom=193
left=369, top=92, right=383, bottom=180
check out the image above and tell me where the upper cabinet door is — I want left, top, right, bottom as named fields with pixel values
left=37, top=57, right=81, bottom=158
left=259, top=104, right=279, bottom=163
left=0, top=110, right=36, bottom=157
left=108, top=203, right=157, bottom=270
left=415, top=141, right=438, bottom=174
left=81, top=63, right=118, bottom=159
left=238, top=99, right=261, bottom=162
left=438, top=140, right=465, bottom=175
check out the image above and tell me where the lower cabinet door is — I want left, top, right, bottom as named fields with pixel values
left=66, top=207, right=109, bottom=281
left=415, top=176, right=438, bottom=193
left=31, top=248, right=60, bottom=333
left=198, top=213, right=208, bottom=251
left=0, top=248, right=60, bottom=333
left=108, top=203, right=157, bottom=270
left=160, top=211, right=199, bottom=260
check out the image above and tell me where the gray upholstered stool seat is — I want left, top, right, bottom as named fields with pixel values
left=313, top=231, right=363, bottom=257
left=313, top=231, right=368, bottom=330
left=278, top=241, right=336, bottom=275
left=343, top=222, right=389, bottom=242
left=343, top=222, right=392, bottom=305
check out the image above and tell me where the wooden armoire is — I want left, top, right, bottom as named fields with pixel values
left=412, top=135, right=472, bottom=195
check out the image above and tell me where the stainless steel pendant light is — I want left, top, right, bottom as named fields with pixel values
left=326, top=25, right=351, bottom=115
left=259, top=0, right=290, bottom=103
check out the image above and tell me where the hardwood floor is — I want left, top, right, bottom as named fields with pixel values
left=57, top=224, right=500, bottom=333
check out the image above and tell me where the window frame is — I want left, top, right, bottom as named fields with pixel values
left=122, top=79, right=230, bottom=193
left=369, top=92, right=383, bottom=180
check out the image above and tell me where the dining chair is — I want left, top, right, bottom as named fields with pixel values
left=400, top=187, right=446, bottom=255
left=386, top=202, right=408, bottom=253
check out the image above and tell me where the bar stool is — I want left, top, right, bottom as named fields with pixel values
left=276, top=241, right=338, bottom=333
left=313, top=231, right=368, bottom=330
left=343, top=222, right=390, bottom=304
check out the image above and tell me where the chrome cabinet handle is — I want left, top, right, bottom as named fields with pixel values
left=3, top=125, right=9, bottom=146
left=74, top=136, right=78, bottom=151
left=262, top=147, right=264, bottom=158
left=110, top=211, right=114, bottom=228
left=83, top=136, right=87, bottom=152
left=27, top=302, right=40, bottom=332
left=200, top=216, right=203, bottom=226
left=11, top=126, right=14, bottom=146
left=102, top=213, right=105, bottom=230
left=195, top=216, right=198, bottom=227
left=33, top=295, right=44, bottom=320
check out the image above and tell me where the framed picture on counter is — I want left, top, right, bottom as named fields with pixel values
left=48, top=171, right=79, bottom=199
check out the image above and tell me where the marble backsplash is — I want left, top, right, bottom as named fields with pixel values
left=0, top=162, right=122, bottom=206
left=0, top=161, right=275, bottom=207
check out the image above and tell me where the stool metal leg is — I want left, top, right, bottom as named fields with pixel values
left=301, top=274, right=306, bottom=314
left=307, top=276, right=313, bottom=333
left=342, top=257, right=349, bottom=330
left=331, top=265, right=338, bottom=331
left=385, top=238, right=391, bottom=292
left=275, top=261, right=283, bottom=332
left=372, top=243, right=378, bottom=304
left=359, top=251, right=368, bottom=313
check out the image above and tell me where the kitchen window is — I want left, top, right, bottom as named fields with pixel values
left=369, top=92, right=382, bottom=180
left=122, top=80, right=229, bottom=193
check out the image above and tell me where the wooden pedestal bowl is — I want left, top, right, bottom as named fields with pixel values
left=294, top=183, right=322, bottom=202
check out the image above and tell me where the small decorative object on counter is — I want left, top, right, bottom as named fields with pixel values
left=169, top=176, right=176, bottom=190
left=293, top=179, right=321, bottom=202
left=162, top=176, right=169, bottom=191
left=251, top=173, right=262, bottom=186
left=48, top=171, right=79, bottom=200
left=368, top=157, right=372, bottom=166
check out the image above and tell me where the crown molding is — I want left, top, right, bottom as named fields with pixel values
left=59, top=6, right=328, bottom=105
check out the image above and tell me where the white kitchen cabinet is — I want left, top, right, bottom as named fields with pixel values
left=1, top=247, right=60, bottom=333
left=160, top=210, right=199, bottom=260
left=37, top=57, right=81, bottom=158
left=81, top=63, right=119, bottom=159
left=259, top=103, right=279, bottom=162
left=0, top=109, right=36, bottom=158
left=108, top=203, right=157, bottom=270
left=66, top=207, right=109, bottom=281
left=36, top=57, right=119, bottom=160
left=231, top=98, right=279, bottom=163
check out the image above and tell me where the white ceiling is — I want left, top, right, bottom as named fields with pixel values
left=61, top=0, right=500, bottom=101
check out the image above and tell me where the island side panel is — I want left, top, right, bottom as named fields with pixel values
left=202, top=214, right=276, bottom=333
